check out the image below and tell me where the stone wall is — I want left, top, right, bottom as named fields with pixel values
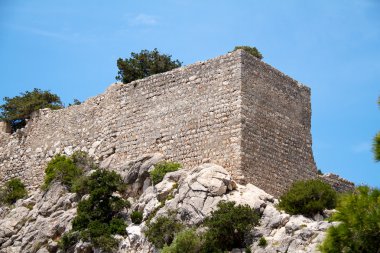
left=0, top=50, right=323, bottom=196
left=319, top=173, right=355, bottom=193
left=240, top=50, right=317, bottom=196
left=0, top=51, right=243, bottom=189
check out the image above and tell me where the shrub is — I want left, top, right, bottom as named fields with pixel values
left=0, top=178, right=28, bottom=205
left=71, top=150, right=96, bottom=171
left=319, top=186, right=380, bottom=253
left=131, top=210, right=143, bottom=224
left=43, top=155, right=83, bottom=191
left=0, top=88, right=63, bottom=132
left=150, top=161, right=181, bottom=185
left=278, top=179, right=337, bottom=217
left=58, top=231, right=80, bottom=252
left=161, top=229, right=202, bottom=253
left=203, top=201, right=260, bottom=251
left=116, top=48, right=182, bottom=84
left=144, top=215, right=184, bottom=249
left=258, top=237, right=267, bottom=247
left=62, top=169, right=128, bottom=252
left=234, top=46, right=263, bottom=59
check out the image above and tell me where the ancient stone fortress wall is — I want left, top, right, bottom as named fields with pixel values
left=0, top=50, right=352, bottom=196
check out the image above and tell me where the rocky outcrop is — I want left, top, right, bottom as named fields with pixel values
left=0, top=182, right=77, bottom=253
left=0, top=156, right=334, bottom=253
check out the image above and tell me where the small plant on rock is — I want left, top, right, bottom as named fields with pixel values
left=0, top=178, right=28, bottom=205
left=131, top=210, right=143, bottom=224
left=278, top=179, right=337, bottom=217
left=202, top=201, right=260, bottom=251
left=258, top=237, right=267, bottom=247
left=144, top=214, right=184, bottom=249
left=150, top=161, right=181, bottom=185
left=43, top=154, right=83, bottom=191
left=161, top=229, right=202, bottom=253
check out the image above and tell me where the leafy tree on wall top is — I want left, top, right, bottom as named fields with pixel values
left=233, top=46, right=263, bottom=59
left=0, top=88, right=63, bottom=132
left=115, top=48, right=182, bottom=84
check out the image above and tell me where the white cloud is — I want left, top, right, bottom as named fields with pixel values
left=129, top=14, right=158, bottom=26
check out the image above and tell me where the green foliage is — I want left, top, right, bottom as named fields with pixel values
left=150, top=161, right=181, bottom=185
left=43, top=155, right=83, bottom=191
left=60, top=169, right=128, bottom=252
left=58, top=231, right=80, bottom=252
left=115, top=48, right=182, bottom=84
left=374, top=132, right=380, bottom=161
left=278, top=179, right=337, bottom=217
left=320, top=186, right=380, bottom=253
left=144, top=215, right=184, bottom=249
left=258, top=237, right=267, bottom=247
left=203, top=201, right=260, bottom=251
left=71, top=150, right=96, bottom=171
left=161, top=229, right=202, bottom=253
left=0, top=178, right=28, bottom=205
left=0, top=88, right=63, bottom=132
left=234, top=46, right=263, bottom=59
left=131, top=210, right=143, bottom=224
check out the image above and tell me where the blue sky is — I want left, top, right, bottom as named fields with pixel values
left=0, top=0, right=379, bottom=187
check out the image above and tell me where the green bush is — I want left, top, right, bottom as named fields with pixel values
left=43, top=155, right=83, bottom=191
left=319, top=186, right=380, bottom=253
left=278, top=179, right=337, bottom=217
left=258, top=237, right=267, bottom=247
left=150, top=161, right=181, bottom=185
left=131, top=210, right=143, bottom=224
left=161, top=229, right=202, bottom=253
left=144, top=215, right=184, bottom=249
left=116, top=48, right=182, bottom=84
left=233, top=46, right=263, bottom=59
left=71, top=150, right=96, bottom=171
left=0, top=178, right=28, bottom=205
left=203, top=201, right=260, bottom=251
left=60, top=169, right=128, bottom=252
left=58, top=231, right=80, bottom=252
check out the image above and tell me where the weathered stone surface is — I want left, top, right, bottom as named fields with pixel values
left=0, top=50, right=337, bottom=197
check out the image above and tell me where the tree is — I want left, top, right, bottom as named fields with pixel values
left=0, top=88, right=63, bottom=132
left=115, top=48, right=182, bottom=84
left=234, top=46, right=263, bottom=59
left=374, top=97, right=380, bottom=161
left=320, top=186, right=380, bottom=253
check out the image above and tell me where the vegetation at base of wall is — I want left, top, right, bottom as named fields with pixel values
left=278, top=179, right=337, bottom=217
left=131, top=210, right=143, bottom=224
left=0, top=88, right=63, bottom=132
left=233, top=46, right=263, bottom=60
left=0, top=178, right=28, bottom=205
left=42, top=154, right=84, bottom=191
left=58, top=168, right=129, bottom=252
left=161, top=229, right=202, bottom=253
left=202, top=201, right=260, bottom=251
left=150, top=161, right=181, bottom=185
left=258, top=237, right=267, bottom=247
left=144, top=214, right=184, bottom=249
left=319, top=186, right=380, bottom=253
left=115, top=48, right=182, bottom=84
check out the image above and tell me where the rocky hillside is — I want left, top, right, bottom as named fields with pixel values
left=0, top=154, right=337, bottom=253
